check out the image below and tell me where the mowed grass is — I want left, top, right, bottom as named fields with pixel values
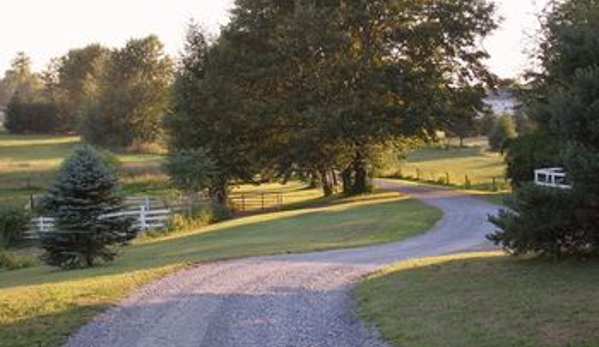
left=358, top=252, right=599, bottom=347
left=384, top=138, right=508, bottom=192
left=0, top=134, right=164, bottom=207
left=0, top=192, right=441, bottom=347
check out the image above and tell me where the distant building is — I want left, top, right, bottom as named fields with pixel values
left=483, top=89, right=520, bottom=116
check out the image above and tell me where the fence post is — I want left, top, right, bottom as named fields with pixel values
left=492, top=177, right=497, bottom=191
left=465, top=175, right=471, bottom=189
left=416, top=168, right=421, bottom=180
left=139, top=205, right=147, bottom=231
left=446, top=172, right=450, bottom=186
left=261, top=192, right=265, bottom=211
left=241, top=194, right=246, bottom=212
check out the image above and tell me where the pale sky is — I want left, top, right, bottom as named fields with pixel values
left=0, top=0, right=548, bottom=79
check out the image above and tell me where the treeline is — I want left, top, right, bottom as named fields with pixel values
left=1, top=36, right=172, bottom=148
left=1, top=0, right=500, bottom=200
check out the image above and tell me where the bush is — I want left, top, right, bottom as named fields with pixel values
left=488, top=183, right=594, bottom=257
left=167, top=203, right=231, bottom=233
left=489, top=114, right=517, bottom=152
left=0, top=250, right=37, bottom=271
left=4, top=95, right=61, bottom=134
left=0, top=208, right=31, bottom=248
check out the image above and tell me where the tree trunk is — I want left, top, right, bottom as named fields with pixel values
left=341, top=168, right=353, bottom=195
left=351, top=154, right=369, bottom=195
left=209, top=179, right=229, bottom=205
left=320, top=169, right=334, bottom=197
left=308, top=171, right=321, bottom=189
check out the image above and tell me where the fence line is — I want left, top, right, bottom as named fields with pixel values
left=388, top=167, right=510, bottom=192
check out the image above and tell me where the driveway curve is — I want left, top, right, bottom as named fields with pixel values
left=65, top=180, right=501, bottom=347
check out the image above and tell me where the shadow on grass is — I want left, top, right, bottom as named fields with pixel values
left=0, top=196, right=428, bottom=290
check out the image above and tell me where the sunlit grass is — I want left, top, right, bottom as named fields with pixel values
left=383, top=138, right=509, bottom=192
left=358, top=252, right=599, bottom=347
left=0, top=192, right=441, bottom=347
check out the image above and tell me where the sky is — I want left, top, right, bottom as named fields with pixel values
left=0, top=0, right=549, bottom=79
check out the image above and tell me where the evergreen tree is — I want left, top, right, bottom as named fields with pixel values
left=490, top=0, right=599, bottom=257
left=40, top=145, right=135, bottom=269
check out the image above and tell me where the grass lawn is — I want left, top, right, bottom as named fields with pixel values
left=0, top=134, right=164, bottom=207
left=383, top=137, right=509, bottom=192
left=0, top=192, right=441, bottom=347
left=357, top=252, right=599, bottom=347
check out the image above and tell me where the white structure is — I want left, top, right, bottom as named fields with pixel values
left=534, top=168, right=571, bottom=189
left=29, top=198, right=172, bottom=238
left=483, top=89, right=519, bottom=116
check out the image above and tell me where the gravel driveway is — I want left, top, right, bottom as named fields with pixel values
left=65, top=180, right=501, bottom=347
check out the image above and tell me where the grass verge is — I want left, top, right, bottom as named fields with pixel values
left=0, top=192, right=441, bottom=347
left=357, top=252, right=599, bottom=347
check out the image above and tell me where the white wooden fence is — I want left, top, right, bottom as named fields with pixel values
left=534, top=167, right=571, bottom=189
left=30, top=197, right=173, bottom=237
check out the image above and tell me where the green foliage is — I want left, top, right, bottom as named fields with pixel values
left=2, top=52, right=42, bottom=103
left=163, top=149, right=216, bottom=196
left=0, top=250, right=37, bottom=271
left=488, top=184, right=591, bottom=257
left=488, top=114, right=517, bottom=152
left=83, top=36, right=173, bottom=148
left=505, top=132, right=560, bottom=185
left=166, top=25, right=257, bottom=203
left=4, top=94, right=60, bottom=134
left=40, top=145, right=136, bottom=269
left=166, top=203, right=231, bottom=234
left=176, top=0, right=497, bottom=197
left=491, top=0, right=599, bottom=258
left=0, top=207, right=31, bottom=248
left=51, top=45, right=111, bottom=132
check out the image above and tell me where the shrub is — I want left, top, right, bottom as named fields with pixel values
left=167, top=203, right=231, bottom=233
left=489, top=114, right=517, bottom=152
left=0, top=250, right=37, bottom=271
left=488, top=183, right=593, bottom=257
left=0, top=208, right=31, bottom=248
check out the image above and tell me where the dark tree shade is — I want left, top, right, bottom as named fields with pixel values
left=490, top=0, right=599, bottom=257
left=40, top=145, right=135, bottom=269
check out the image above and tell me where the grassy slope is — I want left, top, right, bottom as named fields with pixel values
left=0, top=193, right=441, bottom=347
left=358, top=252, right=599, bottom=347
left=384, top=138, right=508, bottom=192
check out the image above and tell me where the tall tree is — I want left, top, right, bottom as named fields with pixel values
left=490, top=0, right=599, bottom=257
left=51, top=45, right=111, bottom=132
left=83, top=36, right=173, bottom=148
left=166, top=25, right=258, bottom=203
left=219, top=0, right=497, bottom=195
left=2, top=52, right=42, bottom=102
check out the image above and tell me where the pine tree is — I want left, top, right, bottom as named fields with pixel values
left=40, top=145, right=135, bottom=269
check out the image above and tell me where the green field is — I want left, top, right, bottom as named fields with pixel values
left=0, top=192, right=441, bottom=347
left=383, top=138, right=509, bottom=192
left=0, top=134, right=164, bottom=207
left=358, top=252, right=599, bottom=347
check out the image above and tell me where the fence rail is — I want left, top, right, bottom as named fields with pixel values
left=29, top=202, right=173, bottom=239
left=228, top=192, right=283, bottom=213
left=386, top=167, right=510, bottom=192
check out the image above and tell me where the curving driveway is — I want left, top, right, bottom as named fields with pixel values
left=65, top=180, right=501, bottom=347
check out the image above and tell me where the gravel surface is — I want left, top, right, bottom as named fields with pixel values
left=64, top=180, right=501, bottom=347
